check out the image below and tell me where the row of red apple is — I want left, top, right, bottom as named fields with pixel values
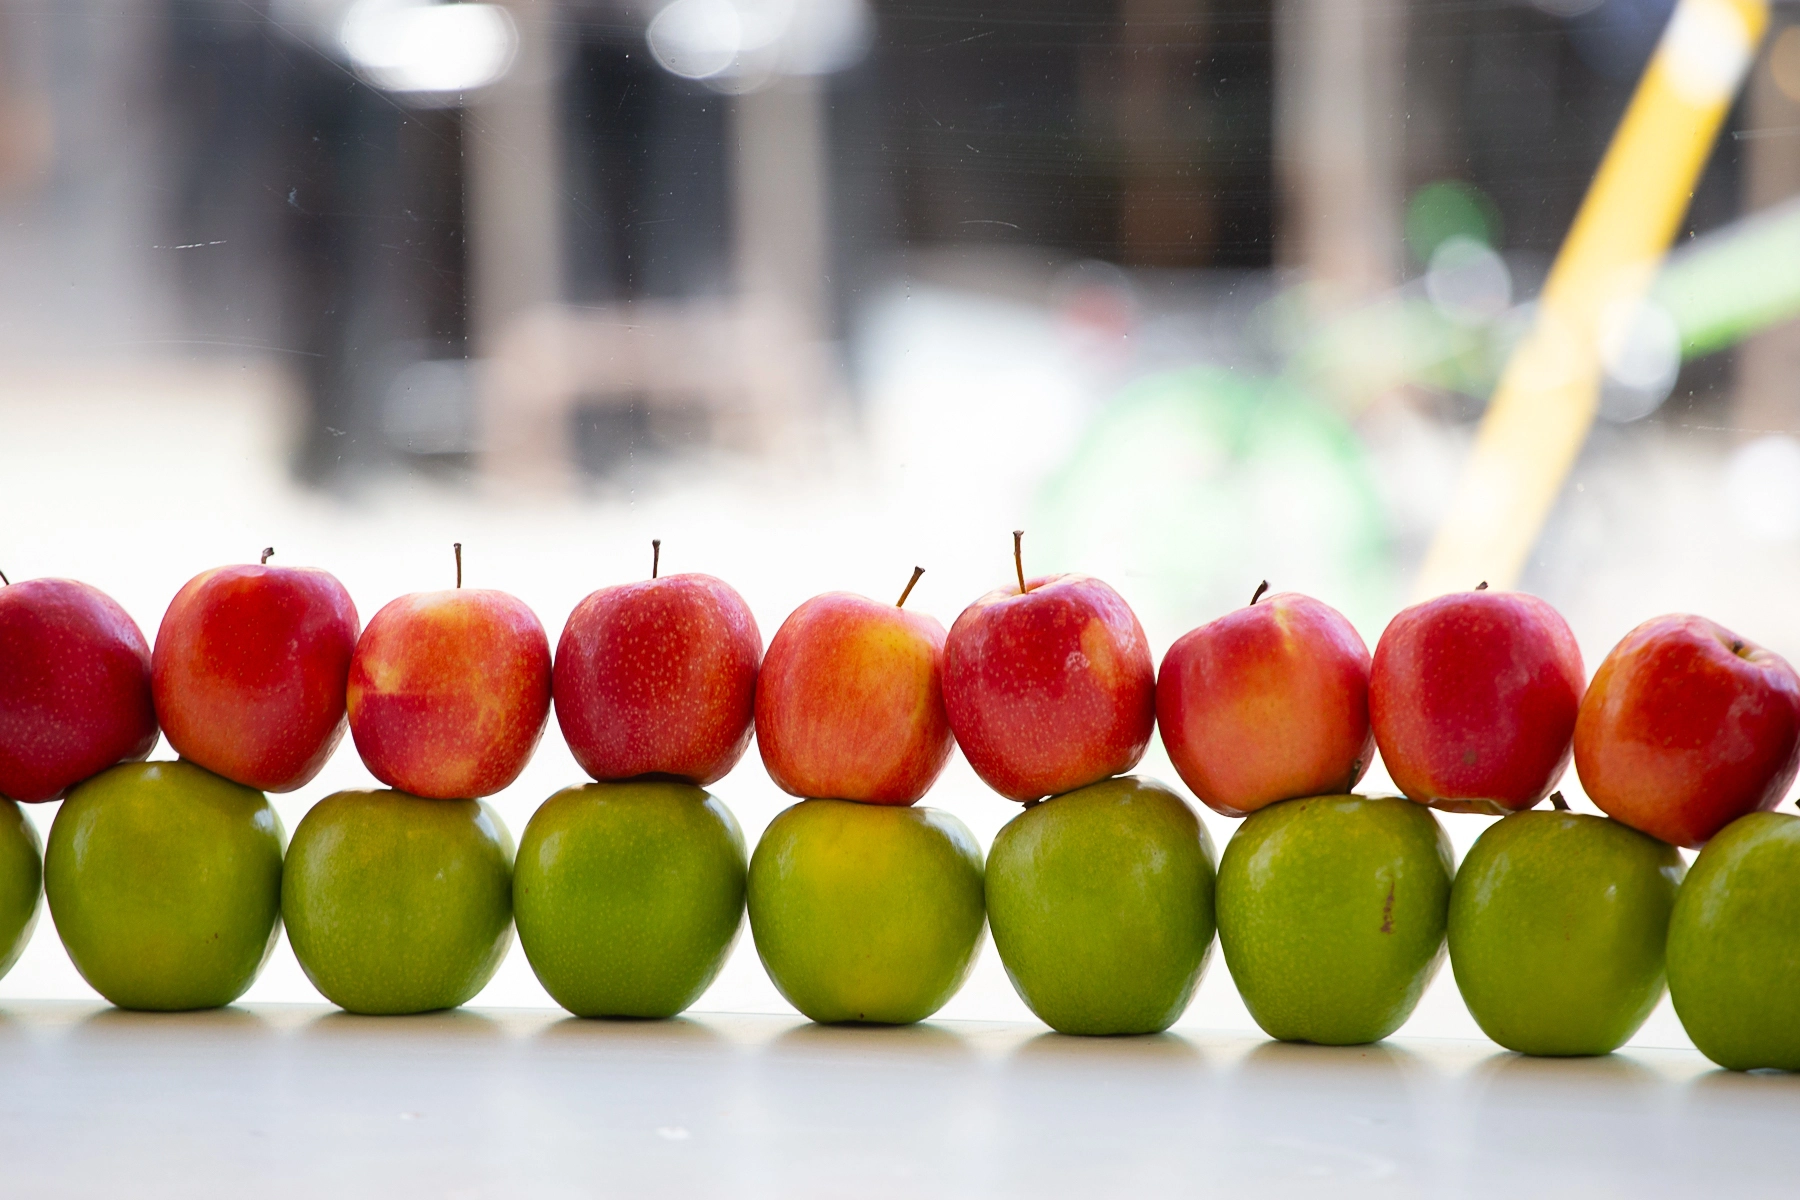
left=3, top=537, right=1796, bottom=852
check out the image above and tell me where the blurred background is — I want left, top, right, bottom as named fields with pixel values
left=3, top=0, right=1800, bottom=1045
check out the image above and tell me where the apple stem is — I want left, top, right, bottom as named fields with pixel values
left=1550, top=791, right=1568, bottom=811
left=652, top=538, right=662, bottom=579
left=1013, top=530, right=1026, bottom=594
left=1475, top=581, right=1489, bottom=591
left=260, top=547, right=274, bottom=565
left=454, top=542, right=463, bottom=589
left=896, top=566, right=925, bottom=608
left=1251, top=580, right=1270, bottom=606
left=0, top=568, right=8, bottom=586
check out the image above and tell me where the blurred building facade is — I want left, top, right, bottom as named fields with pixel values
left=0, top=0, right=1788, bottom=488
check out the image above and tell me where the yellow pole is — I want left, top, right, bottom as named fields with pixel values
left=1413, top=0, right=1769, bottom=599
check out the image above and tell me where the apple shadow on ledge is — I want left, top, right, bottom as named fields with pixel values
left=761, top=1019, right=978, bottom=1066
left=534, top=1013, right=728, bottom=1050
left=72, top=1003, right=273, bottom=1043
left=1005, top=1028, right=1205, bottom=1073
left=1686, top=1064, right=1800, bottom=1103
left=294, top=1007, right=503, bottom=1047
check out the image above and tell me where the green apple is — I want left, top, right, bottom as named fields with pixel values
left=44, top=761, right=284, bottom=1010
left=0, top=800, right=43, bottom=980
left=986, top=775, right=1215, bottom=1035
left=514, top=781, right=746, bottom=1018
left=1216, top=794, right=1453, bottom=1045
left=1448, top=810, right=1682, bottom=1056
left=1667, top=811, right=1800, bottom=1070
left=283, top=790, right=514, bottom=1015
left=747, top=799, right=984, bottom=1024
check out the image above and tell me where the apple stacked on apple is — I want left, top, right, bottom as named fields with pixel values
left=1574, top=614, right=1800, bottom=849
left=278, top=546, right=545, bottom=1015
left=747, top=567, right=985, bottom=1025
left=0, top=575, right=159, bottom=803
left=153, top=549, right=360, bottom=792
left=515, top=541, right=757, bottom=1019
left=948, top=535, right=1216, bottom=1035
left=1370, top=585, right=1584, bottom=813
left=1157, top=582, right=1373, bottom=816
left=37, top=549, right=356, bottom=1011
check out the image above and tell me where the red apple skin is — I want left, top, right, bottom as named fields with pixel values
left=348, top=590, right=552, bottom=800
left=1157, top=592, right=1373, bottom=818
left=1575, top=615, right=1800, bottom=849
left=0, top=579, right=159, bottom=803
left=152, top=565, right=360, bottom=793
left=754, top=592, right=952, bottom=806
left=1369, top=590, right=1584, bottom=814
left=943, top=574, right=1155, bottom=804
left=554, top=574, right=761, bottom=786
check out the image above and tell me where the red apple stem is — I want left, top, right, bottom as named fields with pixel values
left=1550, top=791, right=1568, bottom=811
left=653, top=539, right=662, bottom=579
left=896, top=566, right=925, bottom=608
left=1475, top=581, right=1489, bottom=591
left=0, top=568, right=8, bottom=586
left=1251, top=580, right=1270, bottom=606
left=454, top=542, right=463, bottom=589
left=1013, top=530, right=1026, bottom=594
left=260, top=547, right=274, bottom=565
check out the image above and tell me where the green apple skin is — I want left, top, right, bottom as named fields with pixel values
left=0, top=800, right=43, bottom=981
left=283, top=790, right=514, bottom=1016
left=1217, top=794, right=1453, bottom=1045
left=1448, top=811, right=1683, bottom=1056
left=747, top=799, right=985, bottom=1025
left=1667, top=811, right=1800, bottom=1071
left=45, top=762, right=284, bottom=1011
left=514, top=781, right=746, bottom=1018
left=986, top=775, right=1216, bottom=1035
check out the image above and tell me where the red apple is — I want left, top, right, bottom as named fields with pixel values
left=347, top=551, right=551, bottom=800
left=1157, top=585, right=1373, bottom=817
left=152, top=554, right=359, bottom=793
left=1575, top=614, right=1800, bottom=848
left=1369, top=587, right=1584, bottom=814
left=0, top=577, right=159, bottom=802
left=755, top=570, right=951, bottom=806
left=554, top=547, right=761, bottom=786
left=943, top=537, right=1155, bottom=803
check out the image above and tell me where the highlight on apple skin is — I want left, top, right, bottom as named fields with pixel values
left=348, top=576, right=553, bottom=801
left=1369, top=587, right=1584, bottom=814
left=554, top=555, right=761, bottom=787
left=1574, top=614, right=1800, bottom=849
left=0, top=577, right=159, bottom=804
left=943, top=535, right=1155, bottom=803
left=754, top=577, right=952, bottom=807
left=151, top=556, right=360, bottom=793
left=1157, top=585, right=1372, bottom=818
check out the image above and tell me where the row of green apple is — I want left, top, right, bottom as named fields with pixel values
left=0, top=760, right=1787, bottom=1073
left=2, top=536, right=1798, bottom=1069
